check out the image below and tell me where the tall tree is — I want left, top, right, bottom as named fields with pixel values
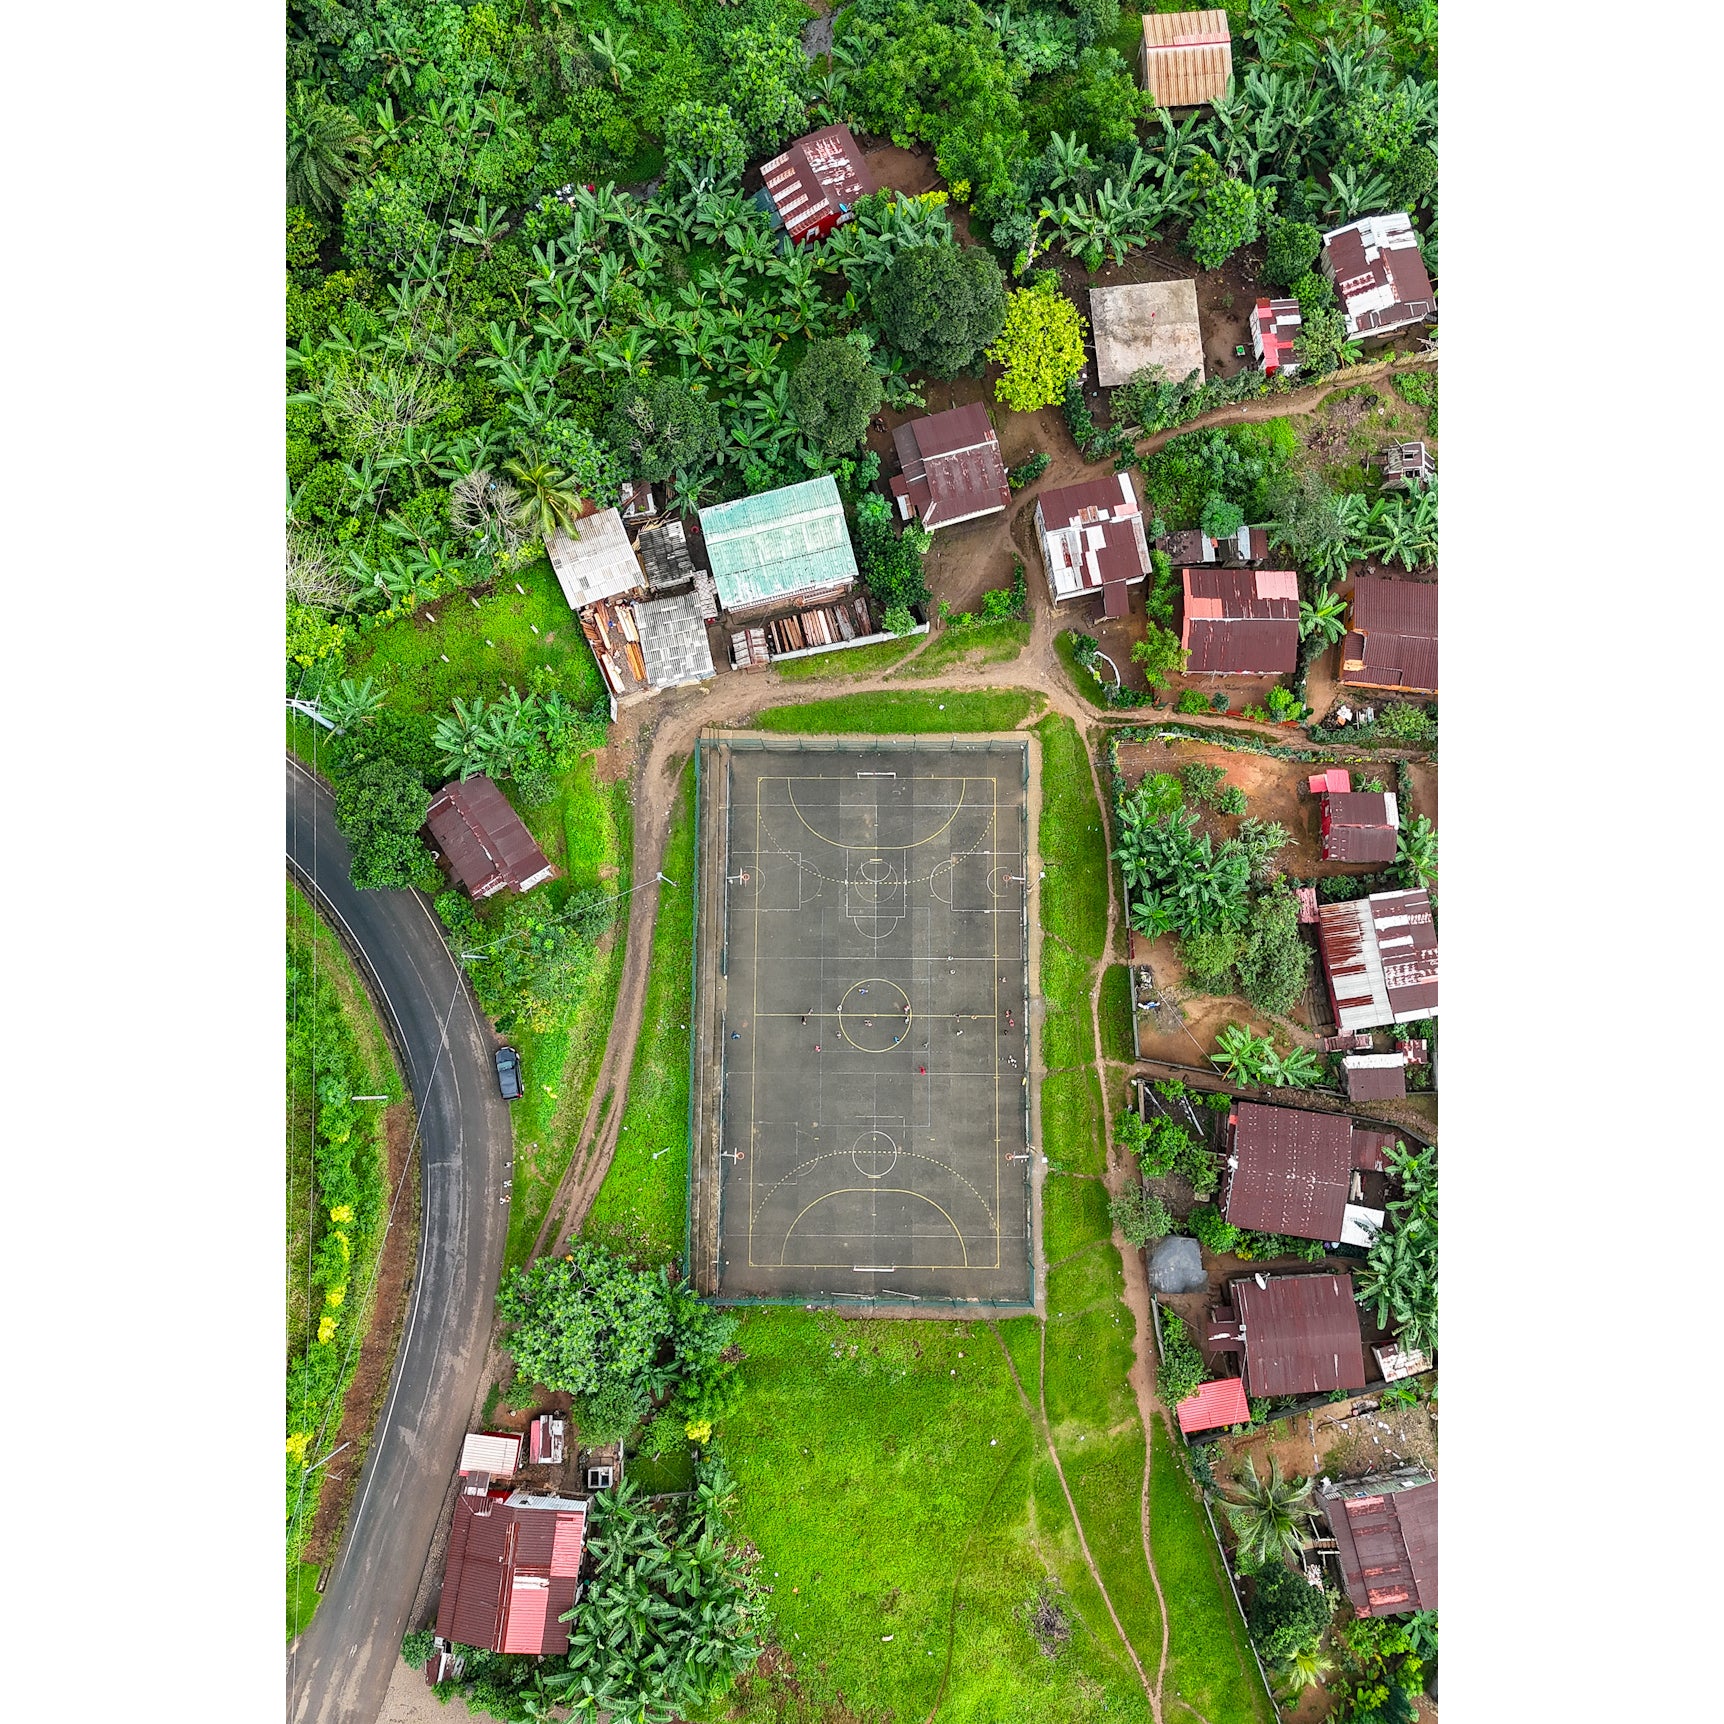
left=788, top=338, right=883, bottom=459
left=872, top=242, right=1008, bottom=378
left=1223, top=1457, right=1314, bottom=1567
left=504, top=453, right=585, bottom=539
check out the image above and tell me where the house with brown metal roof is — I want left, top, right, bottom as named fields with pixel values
left=1180, top=567, right=1300, bottom=674
left=424, top=777, right=555, bottom=900
left=1343, top=1052, right=1408, bottom=1102
left=757, top=124, right=873, bottom=245
left=1340, top=575, right=1437, bottom=695
left=889, top=403, right=1011, bottom=531
left=1320, top=790, right=1400, bottom=863
left=1317, top=888, right=1438, bottom=1033
left=1319, top=1470, right=1438, bottom=1616
left=1221, top=1101, right=1391, bottom=1246
left=1034, top=471, right=1152, bottom=619
left=1205, top=1272, right=1368, bottom=1399
left=435, top=1488, right=587, bottom=1655
left=1139, top=11, right=1233, bottom=108
left=1320, top=212, right=1435, bottom=342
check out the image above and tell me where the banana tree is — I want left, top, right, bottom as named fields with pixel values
left=587, top=26, right=636, bottom=90
left=1299, top=587, right=1349, bottom=643
left=449, top=194, right=511, bottom=258
left=318, top=675, right=386, bottom=735
left=1211, top=1022, right=1275, bottom=1085
left=1044, top=130, right=1099, bottom=193
left=695, top=257, right=747, bottom=306
left=1322, top=163, right=1393, bottom=223
left=434, top=696, right=492, bottom=779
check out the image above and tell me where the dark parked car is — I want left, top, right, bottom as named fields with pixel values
left=494, top=1045, right=523, bottom=1101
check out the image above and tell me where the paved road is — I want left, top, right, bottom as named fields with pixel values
left=286, top=755, right=511, bottom=1724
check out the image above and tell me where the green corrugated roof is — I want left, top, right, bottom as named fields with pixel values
left=698, top=476, right=859, bottom=610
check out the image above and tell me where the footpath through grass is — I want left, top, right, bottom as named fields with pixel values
left=906, top=617, right=1031, bottom=676
left=582, top=759, right=697, bottom=1266
left=753, top=687, right=1043, bottom=734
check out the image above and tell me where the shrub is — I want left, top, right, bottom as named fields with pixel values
left=1138, top=1114, right=1192, bottom=1178
left=1236, top=887, right=1312, bottom=1016
left=1209, top=692, right=1230, bottom=712
left=1187, top=1202, right=1241, bottom=1256
left=401, top=1630, right=435, bottom=1668
left=1376, top=701, right=1435, bottom=742
left=1263, top=218, right=1321, bottom=290
left=1237, top=818, right=1291, bottom=883
left=1177, top=689, right=1210, bottom=715
left=573, top=1379, right=650, bottom=1445
left=1008, top=450, right=1051, bottom=490
left=1217, top=785, right=1247, bottom=815
left=1156, top=1308, right=1208, bottom=1404
left=1183, top=157, right=1265, bottom=271
left=1178, top=763, right=1228, bottom=804
left=1109, top=1186, right=1174, bottom=1247
left=1200, top=495, right=1245, bottom=540
left=1179, top=927, right=1241, bottom=994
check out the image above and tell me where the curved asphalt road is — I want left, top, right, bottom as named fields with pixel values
left=287, top=755, right=511, bottom=1724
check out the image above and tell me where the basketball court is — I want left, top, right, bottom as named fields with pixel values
left=691, top=736, right=1035, bottom=1306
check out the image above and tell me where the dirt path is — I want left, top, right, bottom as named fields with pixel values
left=988, top=1319, right=1160, bottom=1721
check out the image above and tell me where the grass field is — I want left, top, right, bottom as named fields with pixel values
left=343, top=560, right=606, bottom=716
left=288, top=1562, right=323, bottom=1641
left=582, top=759, right=696, bottom=1266
left=499, top=761, right=634, bottom=1273
left=753, top=687, right=1043, bottom=734
left=1099, top=964, right=1136, bottom=1063
left=769, top=632, right=926, bottom=680
left=711, top=1310, right=1145, bottom=1724
left=1034, top=714, right=1110, bottom=961
left=906, top=617, right=1032, bottom=677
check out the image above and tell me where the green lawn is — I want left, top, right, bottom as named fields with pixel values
left=344, top=558, right=605, bottom=717
left=711, top=1311, right=1144, bottom=1724
left=1099, top=964, right=1136, bottom=1063
left=1039, top=941, right=1099, bottom=1071
left=769, top=632, right=926, bottom=680
left=906, top=617, right=1031, bottom=676
left=1151, top=1417, right=1278, bottom=1724
left=288, top=1562, right=322, bottom=1642
left=1042, top=1173, right=1113, bottom=1266
left=582, top=759, right=697, bottom=1267
left=1041, top=1067, right=1106, bottom=1176
left=1034, top=715, right=1110, bottom=961
left=753, top=687, right=1043, bottom=734
left=1053, top=628, right=1115, bottom=713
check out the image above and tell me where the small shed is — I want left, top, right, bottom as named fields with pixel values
left=757, top=124, right=873, bottom=244
left=545, top=507, right=646, bottom=612
left=1250, top=299, right=1303, bottom=376
left=1308, top=768, right=1352, bottom=796
left=1380, top=442, right=1435, bottom=490
left=459, top=1431, right=522, bottom=1478
left=425, top=779, right=555, bottom=900
left=1175, top=1376, right=1250, bottom=1435
left=1139, top=11, right=1233, bottom=108
left=1089, top=279, right=1204, bottom=390
left=1343, top=1052, right=1408, bottom=1102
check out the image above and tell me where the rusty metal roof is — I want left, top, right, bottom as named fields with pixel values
left=1321, top=791, right=1400, bottom=864
left=1223, top=1101, right=1354, bottom=1241
left=888, top=403, right=1010, bottom=530
left=1181, top=567, right=1299, bottom=673
left=1140, top=11, right=1233, bottom=108
left=759, top=124, right=873, bottom=241
left=1317, top=889, right=1438, bottom=1032
left=424, top=777, right=555, bottom=899
left=1343, top=1054, right=1408, bottom=1101
left=1175, top=1375, right=1250, bottom=1434
left=434, top=1494, right=586, bottom=1654
left=1232, top=1272, right=1367, bottom=1398
left=1037, top=472, right=1151, bottom=601
left=1321, top=213, right=1435, bottom=339
left=1341, top=575, right=1438, bottom=693
left=1322, top=1475, right=1438, bottom=1615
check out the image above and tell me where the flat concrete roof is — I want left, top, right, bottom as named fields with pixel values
left=1090, top=279, right=1205, bottom=389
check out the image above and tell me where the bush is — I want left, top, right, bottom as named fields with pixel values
left=1236, top=887, right=1312, bottom=1016
left=1248, top=1561, right=1333, bottom=1661
left=1263, top=218, right=1321, bottom=290
left=1177, top=689, right=1210, bottom=715
left=855, top=490, right=933, bottom=614
left=1200, top=495, right=1245, bottom=540
left=1179, top=927, right=1241, bottom=994
left=1008, top=450, right=1051, bottom=490
left=1156, top=1308, right=1208, bottom=1405
left=1178, top=763, right=1228, bottom=804
left=1109, top=1186, right=1174, bottom=1248
left=873, top=241, right=1009, bottom=378
left=401, top=1629, right=435, bottom=1668
left=1183, top=158, right=1265, bottom=271
left=573, top=1379, right=650, bottom=1445
left=1209, top=692, right=1230, bottom=712
left=1137, top=1114, right=1192, bottom=1177
left=1187, top=1202, right=1241, bottom=1256
left=332, top=757, right=433, bottom=891
left=1217, top=785, right=1248, bottom=815
left=989, top=278, right=1089, bottom=410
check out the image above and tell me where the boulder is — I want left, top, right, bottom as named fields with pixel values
left=1146, top=1234, right=1206, bottom=1295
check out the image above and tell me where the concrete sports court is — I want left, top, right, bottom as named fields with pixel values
left=691, top=734, right=1035, bottom=1307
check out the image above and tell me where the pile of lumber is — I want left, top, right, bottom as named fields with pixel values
left=766, top=595, right=872, bottom=656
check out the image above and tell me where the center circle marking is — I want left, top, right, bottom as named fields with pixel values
left=850, top=1130, right=900, bottom=1179
left=837, top=979, right=912, bottom=1051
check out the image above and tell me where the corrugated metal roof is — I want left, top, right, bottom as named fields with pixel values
left=1175, top=1375, right=1250, bottom=1434
left=699, top=476, right=860, bottom=611
left=546, top=508, right=645, bottom=611
left=1180, top=567, right=1299, bottom=672
left=635, top=589, right=715, bottom=688
left=1317, top=889, right=1438, bottom=1032
left=459, top=1432, right=521, bottom=1477
left=1342, top=574, right=1437, bottom=692
left=1321, top=791, right=1400, bottom=863
left=1090, top=279, right=1204, bottom=388
left=1038, top=472, right=1151, bottom=600
left=1233, top=1272, right=1367, bottom=1398
left=1141, top=12, right=1233, bottom=108
left=759, top=125, right=873, bottom=242
left=425, top=779, right=555, bottom=900
left=1343, top=1054, right=1407, bottom=1101
left=889, top=403, right=1010, bottom=530
left=435, top=1495, right=586, bottom=1655
left=1322, top=1475, right=1438, bottom=1615
left=1321, top=213, right=1435, bottom=339
left=1223, top=1101, right=1353, bottom=1241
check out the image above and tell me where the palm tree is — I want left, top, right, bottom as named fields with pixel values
left=503, top=453, right=584, bottom=539
left=1395, top=815, right=1437, bottom=892
left=1275, top=1644, right=1335, bottom=1698
left=587, top=25, right=636, bottom=90
left=1299, top=587, right=1349, bottom=643
left=1222, top=1456, right=1314, bottom=1567
left=287, top=84, right=370, bottom=215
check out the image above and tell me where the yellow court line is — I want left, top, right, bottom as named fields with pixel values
left=784, top=776, right=975, bottom=850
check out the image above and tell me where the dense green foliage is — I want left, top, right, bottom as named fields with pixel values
left=1248, top=1561, right=1334, bottom=1662
left=1223, top=1455, right=1314, bottom=1569
left=872, top=239, right=1007, bottom=376
left=854, top=489, right=932, bottom=616
left=1356, top=1141, right=1438, bottom=1352
left=1109, top=1184, right=1173, bottom=1247
left=1157, top=1307, right=1209, bottom=1405
left=1138, top=422, right=1297, bottom=531
left=788, top=335, right=883, bottom=458
left=1235, top=886, right=1312, bottom=1016
left=496, top=1243, right=740, bottom=1434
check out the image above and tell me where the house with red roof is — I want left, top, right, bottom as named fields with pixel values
left=1250, top=299, right=1302, bottom=376
left=1174, top=1375, right=1250, bottom=1435
left=757, top=125, right=873, bottom=244
left=1034, top=471, right=1152, bottom=618
left=1180, top=567, right=1300, bottom=674
left=1320, top=790, right=1400, bottom=864
left=424, top=777, right=555, bottom=900
left=889, top=403, right=1010, bottom=531
left=1320, top=212, right=1435, bottom=342
left=1340, top=575, right=1437, bottom=695
left=435, top=1488, right=587, bottom=1655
